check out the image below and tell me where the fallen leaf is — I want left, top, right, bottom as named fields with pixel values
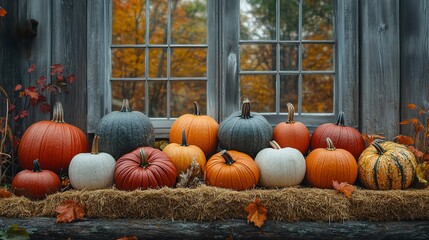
left=0, top=188, right=12, bottom=198
left=393, top=135, right=414, bottom=145
left=1, top=224, right=29, bottom=240
left=244, top=198, right=267, bottom=228
left=333, top=180, right=355, bottom=198
left=407, top=103, right=417, bottom=110
left=55, top=200, right=85, bottom=223
left=175, top=158, right=201, bottom=188
left=0, top=7, right=7, bottom=17
left=117, top=236, right=138, bottom=240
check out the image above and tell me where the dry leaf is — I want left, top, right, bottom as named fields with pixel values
left=244, top=198, right=267, bottom=228
left=0, top=7, right=7, bottom=17
left=175, top=158, right=201, bottom=188
left=332, top=180, right=355, bottom=198
left=0, top=188, right=12, bottom=198
left=55, top=200, right=85, bottom=223
left=362, top=134, right=385, bottom=145
left=117, top=236, right=138, bottom=240
left=393, top=135, right=415, bottom=145
left=415, top=162, right=429, bottom=188
left=407, top=103, right=417, bottom=110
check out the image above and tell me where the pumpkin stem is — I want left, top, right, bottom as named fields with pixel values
left=372, top=140, right=387, bottom=155
left=269, top=141, right=282, bottom=150
left=120, top=99, right=131, bottom=112
left=91, top=135, right=100, bottom=154
left=335, top=112, right=346, bottom=126
left=32, top=159, right=42, bottom=172
left=139, top=148, right=150, bottom=168
left=241, top=99, right=251, bottom=119
left=51, top=101, right=65, bottom=123
left=181, top=129, right=189, bottom=146
left=286, top=103, right=295, bottom=123
left=193, top=101, right=201, bottom=116
left=325, top=138, right=336, bottom=151
left=220, top=150, right=236, bottom=165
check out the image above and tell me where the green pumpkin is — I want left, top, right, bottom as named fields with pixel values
left=218, top=99, right=273, bottom=158
left=95, top=99, right=155, bottom=159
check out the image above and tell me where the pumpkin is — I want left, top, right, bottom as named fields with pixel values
left=255, top=141, right=306, bottom=187
left=68, top=135, right=116, bottom=190
left=11, top=159, right=61, bottom=200
left=170, top=101, right=219, bottom=158
left=305, top=138, right=358, bottom=189
left=163, top=130, right=206, bottom=176
left=18, top=101, right=89, bottom=174
left=358, top=140, right=417, bottom=190
left=95, top=99, right=154, bottom=159
left=115, top=147, right=177, bottom=190
left=273, top=103, right=310, bottom=155
left=205, top=150, right=259, bottom=191
left=218, top=99, right=273, bottom=158
left=310, top=111, right=365, bottom=159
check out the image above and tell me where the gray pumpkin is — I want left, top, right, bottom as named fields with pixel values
left=95, top=99, right=155, bottom=159
left=218, top=99, right=273, bottom=158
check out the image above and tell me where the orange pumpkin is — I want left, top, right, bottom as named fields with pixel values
left=169, top=102, right=219, bottom=158
left=305, top=138, right=358, bottom=189
left=273, top=103, right=310, bottom=155
left=205, top=150, right=259, bottom=191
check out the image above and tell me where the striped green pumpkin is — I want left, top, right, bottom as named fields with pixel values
left=358, top=140, right=417, bottom=190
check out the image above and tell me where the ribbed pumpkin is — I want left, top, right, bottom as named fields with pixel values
left=18, top=101, right=88, bottom=174
left=273, top=103, right=310, bottom=155
left=305, top=138, right=358, bottom=189
left=68, top=135, right=116, bottom=190
left=11, top=159, right=61, bottom=200
left=358, top=140, right=417, bottom=190
left=163, top=130, right=206, bottom=175
left=96, top=99, right=155, bottom=159
left=255, top=141, right=306, bottom=187
left=218, top=99, right=273, bottom=158
left=115, top=147, right=177, bottom=190
left=169, top=102, right=219, bottom=158
left=205, top=150, right=259, bottom=191
left=310, top=112, right=365, bottom=159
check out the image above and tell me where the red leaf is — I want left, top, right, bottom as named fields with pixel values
left=407, top=104, right=417, bottom=110
left=27, top=64, right=36, bottom=73
left=333, top=180, right=355, bottom=198
left=36, top=76, right=46, bottom=86
left=400, top=119, right=412, bottom=125
left=38, top=94, right=47, bottom=103
left=0, top=7, right=7, bottom=17
left=393, top=135, right=415, bottom=145
left=13, top=115, right=19, bottom=122
left=55, top=200, right=85, bottom=223
left=67, top=74, right=76, bottom=84
left=362, top=134, right=385, bottom=145
left=0, top=189, right=12, bottom=198
left=19, top=110, right=29, bottom=119
left=424, top=154, right=429, bottom=161
left=8, top=103, right=15, bottom=113
left=30, top=98, right=38, bottom=106
left=40, top=103, right=52, bottom=113
left=14, top=84, right=22, bottom=91
left=50, top=64, right=64, bottom=76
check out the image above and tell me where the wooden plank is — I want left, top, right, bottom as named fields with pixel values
left=1, top=217, right=429, bottom=240
left=400, top=1, right=429, bottom=138
left=359, top=0, right=400, bottom=140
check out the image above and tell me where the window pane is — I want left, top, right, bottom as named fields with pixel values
left=302, top=44, right=334, bottom=71
left=149, top=0, right=168, bottom=44
left=111, top=81, right=146, bottom=112
left=240, top=75, right=276, bottom=112
left=302, top=74, right=333, bottom=113
left=149, top=48, right=167, bottom=78
left=240, top=0, right=276, bottom=40
left=171, top=80, right=207, bottom=117
left=148, top=81, right=167, bottom=117
left=240, top=44, right=275, bottom=71
left=112, top=0, right=146, bottom=44
left=171, top=48, right=207, bottom=77
left=171, top=0, right=207, bottom=44
left=280, top=44, right=299, bottom=71
left=302, top=0, right=333, bottom=40
left=112, top=48, right=145, bottom=78
left=280, top=0, right=299, bottom=40
left=280, top=75, right=299, bottom=112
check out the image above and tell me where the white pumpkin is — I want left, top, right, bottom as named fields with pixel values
left=255, top=141, right=306, bottom=187
left=68, top=135, right=116, bottom=190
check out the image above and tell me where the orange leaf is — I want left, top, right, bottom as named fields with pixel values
left=0, top=188, right=12, bottom=198
left=0, top=7, right=7, bottom=17
left=117, top=237, right=138, bottom=240
left=244, top=198, right=267, bottom=228
left=393, top=135, right=415, bottom=145
left=55, top=200, right=85, bottom=223
left=362, top=134, right=385, bottom=145
left=333, top=181, right=355, bottom=198
left=400, top=119, right=412, bottom=125
left=407, top=104, right=417, bottom=110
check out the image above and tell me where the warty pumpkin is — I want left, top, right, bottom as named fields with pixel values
left=358, top=140, right=417, bottom=190
left=18, top=101, right=89, bottom=174
left=305, top=138, right=358, bottom=189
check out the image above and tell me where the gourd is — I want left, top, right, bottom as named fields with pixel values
left=115, top=147, right=177, bottom=190
left=358, top=140, right=417, bottom=190
left=273, top=103, right=310, bottom=155
left=305, top=138, right=358, bottom=189
left=68, top=135, right=116, bottom=190
left=218, top=99, right=273, bottom=158
left=18, top=101, right=88, bottom=174
left=310, top=112, right=365, bottom=159
left=255, top=141, right=306, bottom=187
left=11, top=159, right=61, bottom=200
left=95, top=99, right=154, bottom=159
left=169, top=101, right=219, bottom=158
left=163, top=130, right=206, bottom=175
left=205, top=150, right=259, bottom=191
